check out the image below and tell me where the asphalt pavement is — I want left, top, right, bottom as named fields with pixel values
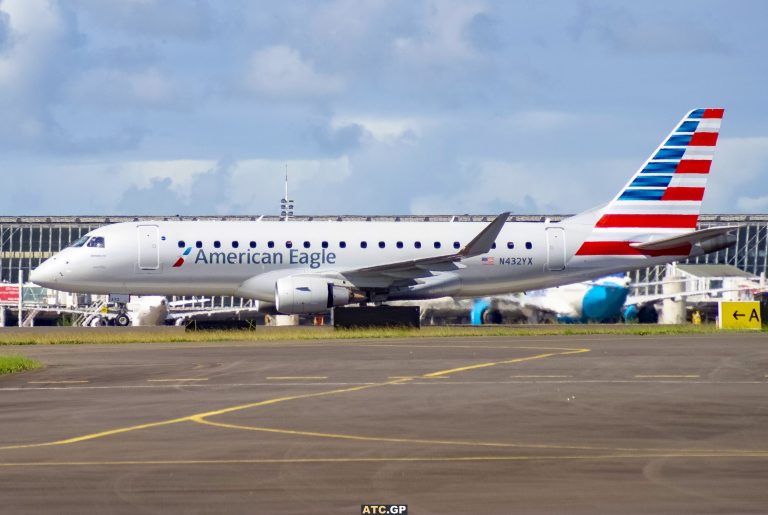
left=1, top=333, right=767, bottom=514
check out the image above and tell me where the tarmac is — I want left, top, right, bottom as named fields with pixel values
left=1, top=333, right=767, bottom=514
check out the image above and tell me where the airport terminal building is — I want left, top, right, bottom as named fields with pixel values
left=1, top=214, right=766, bottom=299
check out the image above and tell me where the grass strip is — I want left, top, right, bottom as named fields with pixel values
left=0, top=355, right=43, bottom=374
left=0, top=323, right=752, bottom=346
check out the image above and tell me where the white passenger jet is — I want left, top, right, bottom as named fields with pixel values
left=31, top=108, right=737, bottom=315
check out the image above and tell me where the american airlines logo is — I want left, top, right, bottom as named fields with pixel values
left=173, top=247, right=192, bottom=267
left=174, top=248, right=337, bottom=269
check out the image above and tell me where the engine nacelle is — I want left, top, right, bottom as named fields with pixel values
left=275, top=275, right=351, bottom=314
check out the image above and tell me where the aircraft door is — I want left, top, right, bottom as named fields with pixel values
left=137, top=225, right=160, bottom=270
left=546, top=227, right=566, bottom=271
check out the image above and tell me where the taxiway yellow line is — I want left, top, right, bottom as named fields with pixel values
left=510, top=375, right=571, bottom=378
left=634, top=375, right=700, bottom=379
left=147, top=378, right=209, bottom=382
left=423, top=348, right=589, bottom=378
left=0, top=346, right=589, bottom=451
left=3, top=452, right=768, bottom=468
left=28, top=381, right=89, bottom=384
left=266, top=376, right=328, bottom=380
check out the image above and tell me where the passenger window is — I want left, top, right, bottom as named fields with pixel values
left=454, top=241, right=460, bottom=249
left=378, top=241, right=385, bottom=249
left=304, top=241, right=310, bottom=249
left=70, top=235, right=89, bottom=248
left=232, top=241, right=239, bottom=249
left=415, top=241, right=422, bottom=249
left=286, top=241, right=293, bottom=249
left=507, top=242, right=514, bottom=249
left=396, top=241, right=403, bottom=249
left=525, top=242, right=532, bottom=250
left=268, top=241, right=275, bottom=248
left=339, top=241, right=347, bottom=249
left=434, top=242, right=441, bottom=249
left=213, top=241, right=221, bottom=249
left=178, top=240, right=185, bottom=248
left=322, top=241, right=328, bottom=249
left=361, top=241, right=368, bottom=249
left=195, top=241, right=203, bottom=249
left=87, top=236, right=105, bottom=248
left=249, top=241, right=256, bottom=249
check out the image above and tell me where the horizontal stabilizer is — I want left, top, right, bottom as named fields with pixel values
left=630, top=225, right=739, bottom=251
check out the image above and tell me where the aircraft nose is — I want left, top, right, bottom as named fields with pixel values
left=30, top=258, right=58, bottom=287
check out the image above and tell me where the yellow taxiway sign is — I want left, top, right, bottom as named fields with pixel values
left=718, top=301, right=762, bottom=330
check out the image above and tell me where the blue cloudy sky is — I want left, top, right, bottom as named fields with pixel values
left=0, top=0, right=766, bottom=216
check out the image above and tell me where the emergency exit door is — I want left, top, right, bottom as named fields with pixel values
left=546, top=227, right=566, bottom=271
left=137, top=225, right=160, bottom=270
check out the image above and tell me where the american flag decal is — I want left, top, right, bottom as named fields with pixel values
left=481, top=256, right=495, bottom=265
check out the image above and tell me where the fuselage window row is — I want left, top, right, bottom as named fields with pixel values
left=174, top=240, right=531, bottom=251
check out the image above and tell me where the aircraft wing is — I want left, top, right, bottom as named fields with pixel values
left=630, top=226, right=739, bottom=252
left=628, top=286, right=760, bottom=306
left=347, top=212, right=510, bottom=277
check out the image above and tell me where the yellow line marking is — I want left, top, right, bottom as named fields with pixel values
left=147, top=378, right=209, bottom=382
left=510, top=375, right=571, bottom=378
left=634, top=375, right=700, bottom=379
left=266, top=376, right=328, bottom=380
left=0, top=347, right=589, bottom=451
left=191, top=419, right=768, bottom=455
left=4, top=453, right=768, bottom=467
left=423, top=349, right=589, bottom=378
left=27, top=381, right=89, bottom=384
left=388, top=376, right=414, bottom=380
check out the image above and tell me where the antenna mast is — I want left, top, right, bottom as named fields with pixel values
left=280, top=164, right=294, bottom=221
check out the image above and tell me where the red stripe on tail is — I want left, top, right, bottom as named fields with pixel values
left=662, top=187, right=705, bottom=201
left=596, top=214, right=698, bottom=229
left=675, top=160, right=711, bottom=174
left=688, top=132, right=718, bottom=146
left=703, top=108, right=724, bottom=119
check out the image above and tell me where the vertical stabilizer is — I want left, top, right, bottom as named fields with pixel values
left=576, top=108, right=724, bottom=256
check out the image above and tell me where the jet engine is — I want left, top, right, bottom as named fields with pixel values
left=275, top=275, right=354, bottom=314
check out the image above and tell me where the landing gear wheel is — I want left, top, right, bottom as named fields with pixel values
left=115, top=312, right=131, bottom=327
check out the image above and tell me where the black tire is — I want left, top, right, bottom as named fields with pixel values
left=115, top=312, right=131, bottom=327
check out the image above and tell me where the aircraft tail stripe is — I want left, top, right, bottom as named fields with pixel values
left=641, top=162, right=678, bottom=173
left=675, top=160, right=711, bottom=173
left=689, top=132, right=718, bottom=146
left=618, top=189, right=665, bottom=201
left=575, top=241, right=692, bottom=256
left=596, top=214, right=698, bottom=229
left=661, top=187, right=705, bottom=201
left=703, top=108, right=725, bottom=118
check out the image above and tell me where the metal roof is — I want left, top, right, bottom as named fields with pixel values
left=676, top=264, right=757, bottom=278
left=0, top=214, right=766, bottom=224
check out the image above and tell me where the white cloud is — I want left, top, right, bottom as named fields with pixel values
left=0, top=0, right=71, bottom=91
left=66, top=67, right=185, bottom=108
left=736, top=195, right=768, bottom=212
left=705, top=137, right=768, bottom=212
left=243, top=46, right=344, bottom=98
left=409, top=157, right=633, bottom=215
left=504, top=111, right=581, bottom=132
left=394, top=0, right=486, bottom=64
left=331, top=115, right=426, bottom=144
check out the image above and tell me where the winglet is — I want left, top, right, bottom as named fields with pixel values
left=458, top=211, right=509, bottom=258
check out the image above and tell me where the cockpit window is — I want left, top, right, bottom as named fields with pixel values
left=70, top=235, right=90, bottom=248
left=87, top=236, right=105, bottom=248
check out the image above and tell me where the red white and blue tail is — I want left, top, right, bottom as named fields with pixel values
left=576, top=108, right=724, bottom=256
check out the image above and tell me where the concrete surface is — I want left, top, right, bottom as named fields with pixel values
left=0, top=333, right=767, bottom=514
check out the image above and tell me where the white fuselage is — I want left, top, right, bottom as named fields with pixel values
left=31, top=219, right=677, bottom=305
